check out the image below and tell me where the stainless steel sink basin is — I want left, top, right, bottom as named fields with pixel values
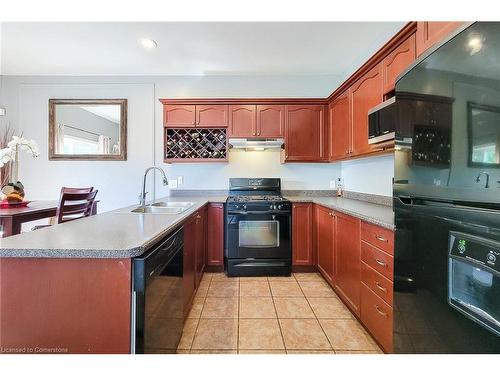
left=130, top=202, right=194, bottom=214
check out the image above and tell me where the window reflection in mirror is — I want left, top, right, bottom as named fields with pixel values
left=468, top=102, right=500, bottom=167
left=49, top=99, right=127, bottom=160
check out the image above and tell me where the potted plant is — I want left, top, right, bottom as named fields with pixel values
left=0, top=130, right=39, bottom=205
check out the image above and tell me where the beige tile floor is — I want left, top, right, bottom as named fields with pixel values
left=177, top=272, right=383, bottom=354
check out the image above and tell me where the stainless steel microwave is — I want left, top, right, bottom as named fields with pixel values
left=368, top=96, right=396, bottom=144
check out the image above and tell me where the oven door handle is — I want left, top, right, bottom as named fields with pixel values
left=228, top=210, right=290, bottom=215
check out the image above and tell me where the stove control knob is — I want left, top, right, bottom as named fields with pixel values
left=277, top=204, right=283, bottom=210
left=234, top=204, right=240, bottom=210
left=270, top=204, right=276, bottom=210
left=242, top=204, right=247, bottom=211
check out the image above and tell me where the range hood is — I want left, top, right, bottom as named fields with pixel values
left=229, top=138, right=284, bottom=151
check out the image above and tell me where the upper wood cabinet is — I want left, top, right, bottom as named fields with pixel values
left=382, top=34, right=416, bottom=94
left=229, top=104, right=284, bottom=138
left=196, top=105, right=229, bottom=127
left=164, top=104, right=197, bottom=127
left=229, top=105, right=256, bottom=137
left=315, top=204, right=335, bottom=284
left=329, top=90, right=351, bottom=161
left=416, top=22, right=464, bottom=56
left=350, top=63, right=383, bottom=157
left=257, top=105, right=285, bottom=137
left=292, top=203, right=314, bottom=266
left=207, top=203, right=224, bottom=267
left=335, top=211, right=361, bottom=316
left=283, top=105, right=326, bottom=162
left=164, top=104, right=228, bottom=128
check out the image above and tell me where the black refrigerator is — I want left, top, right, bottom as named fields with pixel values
left=393, top=22, right=500, bottom=353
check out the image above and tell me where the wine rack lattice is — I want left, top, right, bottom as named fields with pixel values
left=165, top=128, right=227, bottom=161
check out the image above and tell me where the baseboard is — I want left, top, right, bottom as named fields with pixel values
left=291, top=265, right=318, bottom=273
left=205, top=265, right=224, bottom=273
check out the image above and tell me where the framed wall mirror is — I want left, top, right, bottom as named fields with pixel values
left=468, top=102, right=500, bottom=168
left=49, top=99, right=127, bottom=160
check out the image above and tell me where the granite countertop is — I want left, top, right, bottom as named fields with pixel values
left=284, top=195, right=394, bottom=230
left=0, top=195, right=227, bottom=259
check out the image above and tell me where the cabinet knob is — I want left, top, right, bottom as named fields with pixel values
left=191, top=121, right=195, bottom=125
left=257, top=132, right=261, bottom=135
left=329, top=212, right=334, bottom=216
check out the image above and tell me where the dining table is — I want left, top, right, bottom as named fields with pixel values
left=0, top=201, right=58, bottom=238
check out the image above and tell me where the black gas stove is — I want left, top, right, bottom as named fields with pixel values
left=225, top=178, right=291, bottom=277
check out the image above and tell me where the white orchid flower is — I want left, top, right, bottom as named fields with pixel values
left=0, top=147, right=14, bottom=168
left=7, top=135, right=40, bottom=158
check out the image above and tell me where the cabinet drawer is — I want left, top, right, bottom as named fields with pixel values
left=361, top=261, right=393, bottom=306
left=361, top=283, right=393, bottom=353
left=361, top=221, right=394, bottom=255
left=361, top=241, right=394, bottom=281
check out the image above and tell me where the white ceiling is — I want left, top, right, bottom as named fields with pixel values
left=0, top=22, right=405, bottom=77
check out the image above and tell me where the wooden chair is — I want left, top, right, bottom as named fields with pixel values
left=32, top=187, right=98, bottom=230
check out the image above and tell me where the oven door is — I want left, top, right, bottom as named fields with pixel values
left=226, top=211, right=291, bottom=259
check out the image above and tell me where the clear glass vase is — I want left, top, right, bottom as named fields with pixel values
left=9, top=149, right=19, bottom=183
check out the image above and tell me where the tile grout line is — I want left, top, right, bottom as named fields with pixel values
left=187, top=273, right=212, bottom=352
left=268, top=277, right=288, bottom=354
left=297, top=275, right=336, bottom=353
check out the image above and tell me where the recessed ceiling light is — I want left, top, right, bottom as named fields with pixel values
left=140, top=38, right=158, bottom=50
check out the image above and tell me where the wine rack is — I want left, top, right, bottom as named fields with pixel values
left=164, top=128, right=228, bottom=162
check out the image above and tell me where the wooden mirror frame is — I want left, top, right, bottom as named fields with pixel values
left=49, top=99, right=127, bottom=161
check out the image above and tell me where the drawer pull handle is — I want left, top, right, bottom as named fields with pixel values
left=375, top=305, right=387, bottom=317
left=375, top=258, right=387, bottom=267
left=375, top=235, right=388, bottom=243
left=375, top=282, right=387, bottom=293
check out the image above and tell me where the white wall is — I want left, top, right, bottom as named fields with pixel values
left=0, top=75, right=394, bottom=212
left=341, top=154, right=394, bottom=196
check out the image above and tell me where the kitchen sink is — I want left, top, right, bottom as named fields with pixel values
left=130, top=202, right=194, bottom=215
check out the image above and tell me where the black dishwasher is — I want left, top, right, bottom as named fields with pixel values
left=132, top=226, right=184, bottom=354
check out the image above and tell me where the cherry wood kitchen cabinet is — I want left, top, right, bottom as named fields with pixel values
left=183, top=214, right=197, bottom=315
left=416, top=22, right=464, bottom=56
left=257, top=105, right=285, bottom=137
left=164, top=104, right=197, bottom=127
left=194, top=207, right=207, bottom=288
left=164, top=104, right=228, bottom=128
left=283, top=105, right=326, bottom=162
left=334, top=211, right=361, bottom=316
left=350, top=63, right=383, bottom=157
left=292, top=203, right=314, bottom=266
left=207, top=203, right=224, bottom=268
left=382, top=33, right=416, bottom=94
left=329, top=90, right=351, bottom=160
left=229, top=105, right=257, bottom=137
left=315, top=204, right=335, bottom=284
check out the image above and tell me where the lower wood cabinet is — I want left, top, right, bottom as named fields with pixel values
left=292, top=203, right=314, bottom=266
left=194, top=206, right=207, bottom=288
left=334, top=211, right=361, bottom=316
left=183, top=214, right=197, bottom=315
left=207, top=203, right=224, bottom=267
left=315, top=204, right=335, bottom=284
left=360, top=283, right=393, bottom=352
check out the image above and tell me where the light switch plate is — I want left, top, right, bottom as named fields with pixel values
left=329, top=180, right=336, bottom=189
left=177, top=176, right=183, bottom=185
left=169, top=179, right=178, bottom=189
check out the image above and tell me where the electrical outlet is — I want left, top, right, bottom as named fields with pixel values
left=169, top=179, right=178, bottom=189
left=177, top=176, right=183, bottom=186
left=329, top=180, right=336, bottom=189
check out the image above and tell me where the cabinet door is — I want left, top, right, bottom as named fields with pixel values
left=335, top=211, right=361, bottom=316
left=350, top=64, right=383, bottom=156
left=196, top=105, right=229, bottom=127
left=257, top=105, right=285, bottom=137
left=195, top=208, right=207, bottom=288
left=229, top=105, right=257, bottom=137
left=329, top=91, right=351, bottom=160
left=292, top=203, right=313, bottom=266
left=382, top=33, right=416, bottom=94
left=315, top=205, right=335, bottom=284
left=164, top=105, right=196, bottom=127
left=284, top=105, right=326, bottom=162
left=207, top=203, right=224, bottom=267
left=416, top=22, right=463, bottom=56
left=183, top=215, right=197, bottom=315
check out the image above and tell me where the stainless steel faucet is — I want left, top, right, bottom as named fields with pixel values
left=475, top=171, right=490, bottom=188
left=139, top=167, right=169, bottom=207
